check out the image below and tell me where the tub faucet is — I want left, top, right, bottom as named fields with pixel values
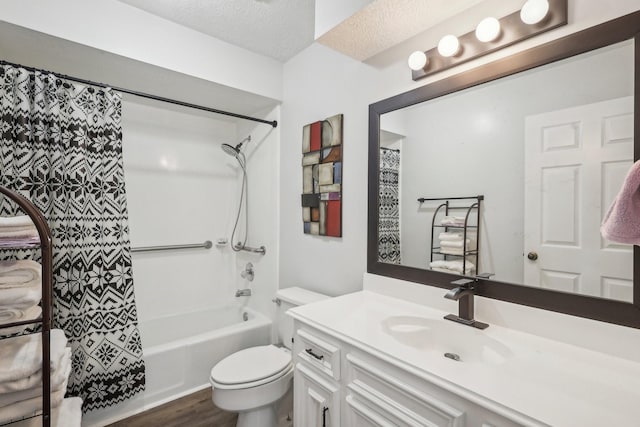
left=235, top=289, right=252, bottom=297
left=444, top=278, right=489, bottom=329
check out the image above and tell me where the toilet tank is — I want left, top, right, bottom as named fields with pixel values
left=276, top=287, right=329, bottom=349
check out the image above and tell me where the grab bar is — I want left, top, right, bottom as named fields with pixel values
left=233, top=243, right=266, bottom=255
left=131, top=240, right=213, bottom=253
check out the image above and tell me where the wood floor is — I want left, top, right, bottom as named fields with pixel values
left=107, top=389, right=238, bottom=427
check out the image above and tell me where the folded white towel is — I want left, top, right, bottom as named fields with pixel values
left=0, top=216, right=38, bottom=242
left=438, top=232, right=464, bottom=241
left=430, top=260, right=475, bottom=270
left=0, top=377, right=67, bottom=424
left=0, top=236, right=40, bottom=247
left=9, top=397, right=83, bottom=427
left=440, top=216, right=466, bottom=226
left=432, top=266, right=475, bottom=275
left=0, top=216, right=35, bottom=229
left=0, top=330, right=68, bottom=385
left=0, top=282, right=41, bottom=311
left=0, top=306, right=41, bottom=336
left=0, top=348, right=71, bottom=409
left=440, top=247, right=465, bottom=256
left=440, top=239, right=472, bottom=249
left=430, top=260, right=475, bottom=274
left=0, top=260, right=41, bottom=289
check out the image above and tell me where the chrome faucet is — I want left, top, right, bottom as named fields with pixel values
left=444, top=278, right=489, bottom=329
left=235, top=289, right=252, bottom=297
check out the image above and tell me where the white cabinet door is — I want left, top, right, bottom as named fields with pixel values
left=294, top=363, right=340, bottom=427
left=524, top=97, right=634, bottom=299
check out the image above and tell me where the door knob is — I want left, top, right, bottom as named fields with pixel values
left=527, top=252, right=538, bottom=261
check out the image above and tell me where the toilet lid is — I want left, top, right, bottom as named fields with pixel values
left=210, top=345, right=291, bottom=385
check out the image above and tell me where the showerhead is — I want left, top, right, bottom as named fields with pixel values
left=221, top=143, right=240, bottom=158
left=221, top=135, right=251, bottom=158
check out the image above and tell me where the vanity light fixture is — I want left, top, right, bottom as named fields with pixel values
left=409, top=0, right=567, bottom=79
left=407, top=51, right=428, bottom=71
left=475, top=17, right=501, bottom=42
left=520, top=0, right=550, bottom=25
left=437, top=35, right=460, bottom=57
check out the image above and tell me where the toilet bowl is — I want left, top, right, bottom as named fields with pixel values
left=210, top=287, right=329, bottom=427
left=211, top=345, right=293, bottom=427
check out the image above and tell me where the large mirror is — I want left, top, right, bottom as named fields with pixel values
left=368, top=12, right=640, bottom=328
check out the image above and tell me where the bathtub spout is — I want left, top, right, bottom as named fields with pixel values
left=235, top=289, right=252, bottom=297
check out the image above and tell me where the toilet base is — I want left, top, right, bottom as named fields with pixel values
left=237, top=405, right=277, bottom=427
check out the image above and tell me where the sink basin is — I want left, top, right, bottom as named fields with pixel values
left=381, top=315, right=514, bottom=365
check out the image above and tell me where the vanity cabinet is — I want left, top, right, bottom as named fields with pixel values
left=293, top=323, right=544, bottom=427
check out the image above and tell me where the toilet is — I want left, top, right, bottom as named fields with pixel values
left=210, top=287, right=329, bottom=427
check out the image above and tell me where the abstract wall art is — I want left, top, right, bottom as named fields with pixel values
left=301, top=114, right=343, bottom=237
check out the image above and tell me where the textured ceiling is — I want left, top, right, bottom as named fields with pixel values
left=114, top=0, right=494, bottom=64
left=318, top=0, right=486, bottom=61
left=115, top=0, right=316, bottom=62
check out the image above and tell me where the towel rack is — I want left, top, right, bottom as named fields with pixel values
left=131, top=240, right=213, bottom=253
left=420, top=196, right=483, bottom=276
left=0, top=186, right=54, bottom=427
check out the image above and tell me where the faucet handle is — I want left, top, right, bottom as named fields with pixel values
left=451, top=278, right=475, bottom=287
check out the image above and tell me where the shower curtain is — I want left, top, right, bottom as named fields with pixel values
left=378, top=148, right=401, bottom=264
left=0, top=64, right=145, bottom=411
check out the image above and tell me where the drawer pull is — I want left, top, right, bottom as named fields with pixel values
left=305, top=348, right=324, bottom=360
left=322, top=406, right=329, bottom=427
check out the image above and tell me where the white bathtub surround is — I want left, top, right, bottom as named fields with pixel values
left=81, top=307, right=271, bottom=427
left=288, top=285, right=640, bottom=426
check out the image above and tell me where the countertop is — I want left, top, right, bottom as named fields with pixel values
left=288, top=290, right=640, bottom=427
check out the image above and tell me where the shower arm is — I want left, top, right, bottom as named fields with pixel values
left=233, top=243, right=266, bottom=255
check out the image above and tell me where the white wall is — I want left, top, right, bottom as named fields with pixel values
left=279, top=44, right=380, bottom=296
left=0, top=0, right=283, bottom=101
left=280, top=1, right=640, bottom=299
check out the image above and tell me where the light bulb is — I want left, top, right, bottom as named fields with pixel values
left=438, top=35, right=460, bottom=57
left=407, top=51, right=428, bottom=71
left=520, top=0, right=549, bottom=25
left=475, top=17, right=501, bottom=42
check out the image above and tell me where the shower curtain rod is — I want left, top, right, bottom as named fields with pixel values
left=0, top=59, right=278, bottom=128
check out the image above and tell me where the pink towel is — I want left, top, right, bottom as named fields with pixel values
left=601, top=160, right=640, bottom=244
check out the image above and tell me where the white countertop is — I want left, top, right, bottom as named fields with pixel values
left=288, top=290, right=640, bottom=427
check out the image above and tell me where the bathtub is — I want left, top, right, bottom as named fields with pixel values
left=82, top=306, right=272, bottom=427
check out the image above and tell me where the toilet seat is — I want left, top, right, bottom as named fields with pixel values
left=210, top=345, right=292, bottom=390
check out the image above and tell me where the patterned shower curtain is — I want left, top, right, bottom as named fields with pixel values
left=0, top=64, right=145, bottom=411
left=378, top=148, right=401, bottom=264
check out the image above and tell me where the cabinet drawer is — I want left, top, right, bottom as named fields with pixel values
left=346, top=353, right=465, bottom=427
left=296, top=328, right=341, bottom=380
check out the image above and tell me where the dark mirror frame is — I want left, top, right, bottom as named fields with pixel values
left=368, top=11, right=640, bottom=329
